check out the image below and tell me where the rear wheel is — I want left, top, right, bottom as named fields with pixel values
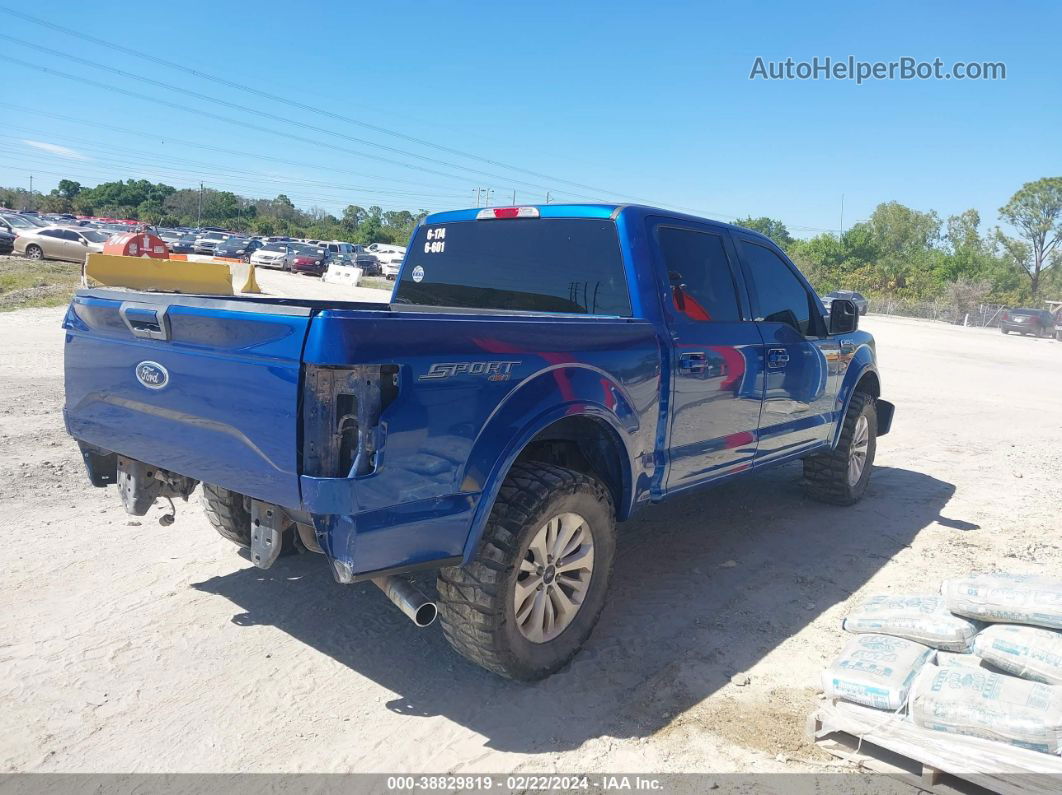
left=202, top=483, right=252, bottom=547
left=1001, top=328, right=1009, bottom=334
left=25, top=244, right=43, bottom=260
left=436, top=462, right=616, bottom=680
left=201, top=483, right=296, bottom=554
left=803, top=391, right=877, bottom=506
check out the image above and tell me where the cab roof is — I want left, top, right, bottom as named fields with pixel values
left=422, top=204, right=776, bottom=245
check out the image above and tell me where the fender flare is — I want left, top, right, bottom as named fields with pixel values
left=459, top=366, right=641, bottom=563
left=830, top=352, right=880, bottom=449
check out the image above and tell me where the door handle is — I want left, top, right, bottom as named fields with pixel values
left=766, top=348, right=789, bottom=369
left=679, top=351, right=707, bottom=374
left=120, top=302, right=171, bottom=341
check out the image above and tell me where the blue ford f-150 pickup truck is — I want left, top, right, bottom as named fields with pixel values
left=63, top=203, right=894, bottom=680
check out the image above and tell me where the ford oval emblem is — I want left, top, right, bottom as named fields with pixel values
left=135, top=361, right=169, bottom=390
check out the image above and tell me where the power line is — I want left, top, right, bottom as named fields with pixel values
left=0, top=161, right=434, bottom=213
left=0, top=6, right=704, bottom=204
left=0, top=52, right=598, bottom=201
left=0, top=136, right=471, bottom=200
left=0, top=103, right=474, bottom=193
left=0, top=41, right=603, bottom=202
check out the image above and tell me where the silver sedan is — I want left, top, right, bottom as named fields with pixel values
left=14, top=227, right=108, bottom=262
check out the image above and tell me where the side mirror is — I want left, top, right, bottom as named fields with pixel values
left=829, top=298, right=859, bottom=334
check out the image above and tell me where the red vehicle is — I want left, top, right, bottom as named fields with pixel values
left=290, top=245, right=328, bottom=276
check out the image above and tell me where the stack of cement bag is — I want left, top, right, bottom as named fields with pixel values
left=821, top=573, right=1062, bottom=754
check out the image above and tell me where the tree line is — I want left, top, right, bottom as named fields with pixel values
left=0, top=179, right=428, bottom=246
left=733, top=177, right=1061, bottom=308
left=2, top=175, right=1059, bottom=305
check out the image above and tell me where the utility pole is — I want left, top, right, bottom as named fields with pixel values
left=197, top=182, right=204, bottom=227
left=546, top=191, right=552, bottom=204
left=839, top=193, right=845, bottom=236
left=474, top=187, right=482, bottom=207
left=484, top=188, right=493, bottom=206
left=512, top=190, right=516, bottom=204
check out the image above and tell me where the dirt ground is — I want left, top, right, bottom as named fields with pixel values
left=0, top=305, right=1059, bottom=778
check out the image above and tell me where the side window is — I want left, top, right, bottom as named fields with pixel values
left=738, top=240, right=816, bottom=336
left=656, top=226, right=741, bottom=322
left=38, top=230, right=59, bottom=238
left=59, top=230, right=80, bottom=241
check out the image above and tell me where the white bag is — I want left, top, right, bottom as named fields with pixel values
left=844, top=593, right=980, bottom=651
left=822, top=633, right=933, bottom=710
left=910, top=663, right=1062, bottom=754
left=936, top=651, right=991, bottom=670
left=974, top=624, right=1062, bottom=685
left=943, top=573, right=1062, bottom=629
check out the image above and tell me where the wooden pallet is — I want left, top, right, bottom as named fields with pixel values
left=808, top=699, right=1062, bottom=795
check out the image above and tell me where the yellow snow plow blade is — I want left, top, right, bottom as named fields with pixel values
left=85, top=254, right=235, bottom=295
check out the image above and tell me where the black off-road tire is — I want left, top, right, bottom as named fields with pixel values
left=202, top=483, right=253, bottom=547
left=802, top=391, right=877, bottom=506
left=436, top=462, right=616, bottom=681
left=202, top=483, right=298, bottom=554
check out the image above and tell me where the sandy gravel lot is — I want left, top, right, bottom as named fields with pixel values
left=0, top=306, right=1059, bottom=778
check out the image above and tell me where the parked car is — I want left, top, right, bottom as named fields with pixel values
left=821, top=290, right=869, bottom=316
left=193, top=231, right=230, bottom=255
left=0, top=229, right=14, bottom=255
left=291, top=245, right=328, bottom=276
left=352, top=245, right=381, bottom=276
left=61, top=203, right=893, bottom=680
left=166, top=235, right=198, bottom=255
left=15, top=226, right=108, bottom=262
left=1000, top=308, right=1055, bottom=337
left=250, top=242, right=298, bottom=270
left=0, top=212, right=49, bottom=236
left=370, top=246, right=406, bottom=279
left=215, top=237, right=263, bottom=261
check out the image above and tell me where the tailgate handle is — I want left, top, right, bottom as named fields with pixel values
left=119, top=303, right=171, bottom=341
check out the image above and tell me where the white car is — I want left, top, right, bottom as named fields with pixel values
left=250, top=243, right=297, bottom=270
left=368, top=244, right=406, bottom=279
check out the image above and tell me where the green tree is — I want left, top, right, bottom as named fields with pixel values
left=997, top=177, right=1062, bottom=298
left=356, top=206, right=384, bottom=244
left=57, top=179, right=82, bottom=200
left=731, top=216, right=793, bottom=247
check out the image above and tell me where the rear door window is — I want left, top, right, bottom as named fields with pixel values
left=395, top=218, right=631, bottom=315
left=655, top=226, right=742, bottom=322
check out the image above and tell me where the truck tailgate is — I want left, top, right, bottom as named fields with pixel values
left=63, top=291, right=313, bottom=508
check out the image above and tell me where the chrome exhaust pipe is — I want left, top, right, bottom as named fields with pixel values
left=372, top=576, right=438, bottom=627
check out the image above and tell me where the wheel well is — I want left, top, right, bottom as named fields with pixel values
left=514, top=415, right=628, bottom=516
left=855, top=370, right=880, bottom=399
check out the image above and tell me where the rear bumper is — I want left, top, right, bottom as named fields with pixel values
left=1001, top=322, right=1040, bottom=333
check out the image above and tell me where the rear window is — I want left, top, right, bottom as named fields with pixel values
left=395, top=218, right=630, bottom=315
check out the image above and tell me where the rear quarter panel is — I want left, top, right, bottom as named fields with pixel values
left=300, top=309, right=662, bottom=574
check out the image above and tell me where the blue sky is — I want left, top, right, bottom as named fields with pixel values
left=0, top=0, right=1058, bottom=236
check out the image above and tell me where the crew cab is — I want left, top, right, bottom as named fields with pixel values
left=62, top=204, right=894, bottom=680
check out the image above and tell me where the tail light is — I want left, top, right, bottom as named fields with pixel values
left=476, top=206, right=540, bottom=220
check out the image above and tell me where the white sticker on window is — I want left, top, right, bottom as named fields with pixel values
left=412, top=265, right=425, bottom=282
left=424, top=226, right=446, bottom=254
